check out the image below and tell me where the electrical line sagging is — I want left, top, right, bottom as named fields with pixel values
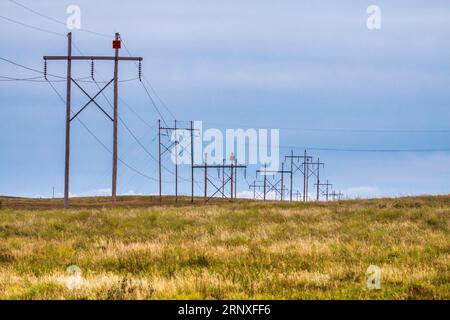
left=45, top=79, right=160, bottom=183
left=0, top=14, right=65, bottom=37
left=121, top=40, right=177, bottom=121
left=7, top=0, right=110, bottom=38
left=1, top=5, right=450, bottom=203
left=3, top=55, right=450, bottom=155
left=0, top=75, right=44, bottom=82
left=1, top=4, right=178, bottom=127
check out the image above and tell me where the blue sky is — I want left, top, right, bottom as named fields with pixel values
left=0, top=0, right=449, bottom=199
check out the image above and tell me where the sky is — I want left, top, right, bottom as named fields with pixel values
left=0, top=0, right=449, bottom=199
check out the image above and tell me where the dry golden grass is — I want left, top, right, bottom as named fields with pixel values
left=0, top=195, right=448, bottom=299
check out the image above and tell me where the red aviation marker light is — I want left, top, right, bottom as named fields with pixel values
left=112, top=40, right=121, bottom=49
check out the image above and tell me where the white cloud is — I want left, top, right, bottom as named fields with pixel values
left=341, top=186, right=381, bottom=199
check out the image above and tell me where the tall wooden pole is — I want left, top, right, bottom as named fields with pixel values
left=234, top=159, right=237, bottom=199
left=174, top=120, right=178, bottom=202
left=112, top=33, right=119, bottom=205
left=230, top=160, right=234, bottom=200
left=281, top=162, right=284, bottom=201
left=45, top=33, right=142, bottom=208
left=204, top=153, right=207, bottom=203
left=64, top=32, right=72, bottom=209
left=306, top=157, right=310, bottom=201
left=289, top=149, right=293, bottom=202
left=303, top=150, right=307, bottom=202
left=190, top=121, right=194, bottom=203
left=263, top=163, right=267, bottom=201
left=222, top=159, right=225, bottom=198
left=316, top=158, right=320, bottom=201
left=158, top=119, right=162, bottom=202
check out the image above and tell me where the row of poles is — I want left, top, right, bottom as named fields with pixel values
left=44, top=32, right=142, bottom=209
left=251, top=150, right=344, bottom=202
left=45, top=33, right=343, bottom=208
left=158, top=120, right=344, bottom=203
left=158, top=120, right=247, bottom=204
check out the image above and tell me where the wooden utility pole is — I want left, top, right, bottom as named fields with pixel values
left=193, top=156, right=246, bottom=203
left=222, top=159, right=226, bottom=198
left=256, top=163, right=291, bottom=201
left=44, top=32, right=142, bottom=208
left=190, top=121, right=194, bottom=203
left=234, top=158, right=238, bottom=199
left=158, top=119, right=162, bottom=202
left=249, top=181, right=264, bottom=199
left=64, top=32, right=72, bottom=209
left=204, top=153, right=208, bottom=202
left=314, top=158, right=325, bottom=201
left=285, top=150, right=312, bottom=202
left=158, top=120, right=197, bottom=203
left=263, top=163, right=267, bottom=201
left=330, top=190, right=343, bottom=201
left=292, top=190, right=301, bottom=201
left=112, top=33, right=119, bottom=205
left=280, top=162, right=285, bottom=201
left=315, top=180, right=332, bottom=201
left=230, top=160, right=234, bottom=200
left=174, top=120, right=178, bottom=202
left=304, top=150, right=309, bottom=201
left=289, top=149, right=293, bottom=201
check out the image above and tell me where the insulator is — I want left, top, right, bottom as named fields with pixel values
left=138, top=61, right=142, bottom=81
left=91, top=59, right=95, bottom=80
left=44, top=60, right=47, bottom=80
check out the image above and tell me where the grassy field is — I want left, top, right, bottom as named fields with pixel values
left=0, top=195, right=448, bottom=300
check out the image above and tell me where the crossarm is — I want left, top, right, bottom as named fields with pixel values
left=44, top=56, right=143, bottom=61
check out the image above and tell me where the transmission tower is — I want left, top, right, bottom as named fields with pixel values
left=44, top=32, right=143, bottom=208
left=158, top=120, right=198, bottom=203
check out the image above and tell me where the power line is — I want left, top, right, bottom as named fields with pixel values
left=0, top=75, right=44, bottom=81
left=3, top=57, right=449, bottom=155
left=0, top=9, right=179, bottom=182
left=278, top=145, right=450, bottom=153
left=121, top=40, right=176, bottom=122
left=8, top=0, right=63, bottom=25
left=140, top=80, right=169, bottom=127
left=70, top=43, right=188, bottom=181
left=3, top=4, right=174, bottom=128
left=118, top=96, right=158, bottom=130
left=5, top=0, right=176, bottom=125
left=203, top=121, right=450, bottom=134
left=3, top=7, right=175, bottom=146
left=2, top=7, right=448, bottom=137
left=0, top=73, right=138, bottom=83
left=0, top=14, right=65, bottom=37
left=71, top=41, right=164, bottom=137
left=7, top=0, right=110, bottom=38
left=0, top=56, right=63, bottom=78
left=142, top=75, right=177, bottom=119
left=45, top=79, right=161, bottom=183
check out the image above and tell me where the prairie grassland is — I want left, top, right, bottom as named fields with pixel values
left=0, top=195, right=448, bottom=299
